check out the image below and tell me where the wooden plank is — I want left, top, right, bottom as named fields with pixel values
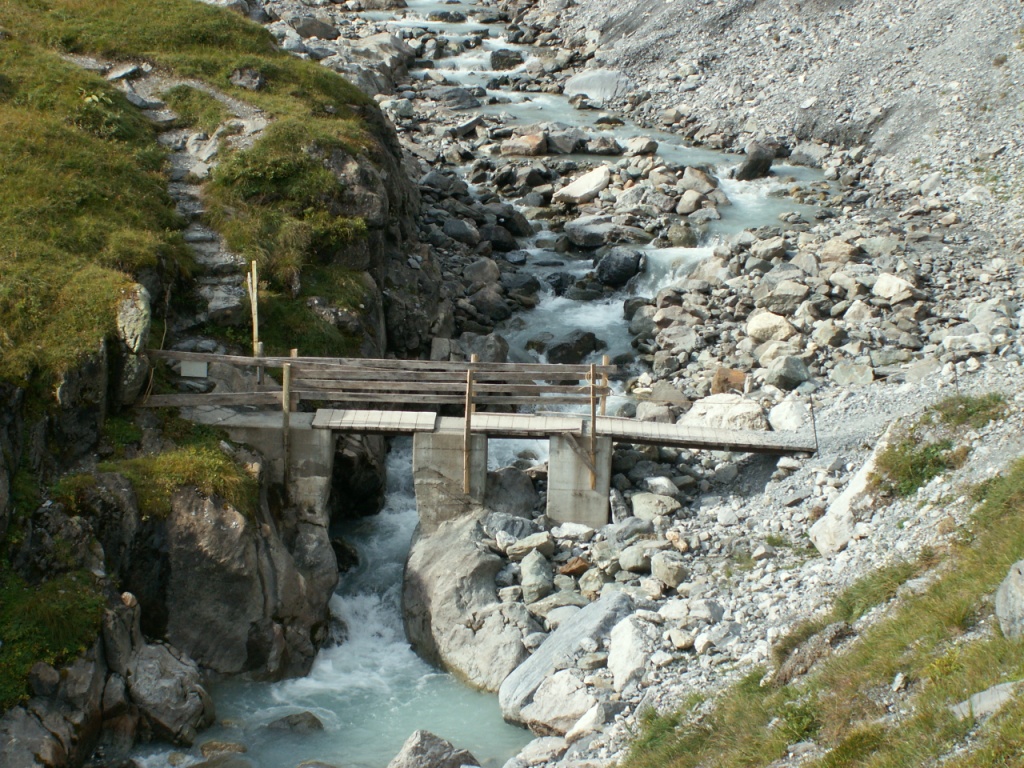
left=596, top=417, right=816, bottom=453
left=311, top=409, right=437, bottom=433
left=148, top=349, right=617, bottom=377
left=141, top=392, right=281, bottom=407
left=293, top=378, right=611, bottom=397
left=284, top=370, right=602, bottom=387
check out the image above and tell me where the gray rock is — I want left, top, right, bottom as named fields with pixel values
left=126, top=643, right=215, bottom=745
left=267, top=711, right=324, bottom=733
left=631, top=492, right=682, bottom=521
left=735, top=141, right=774, bottom=181
left=619, top=543, right=651, bottom=573
left=650, top=551, right=688, bottom=588
left=116, top=284, right=152, bottom=354
left=499, top=592, right=634, bottom=726
left=519, top=669, right=596, bottom=736
left=831, top=362, right=874, bottom=387
left=425, top=86, right=481, bottom=110
left=405, top=515, right=530, bottom=691
left=386, top=729, right=480, bottom=768
left=595, top=248, right=644, bottom=288
left=521, top=549, right=554, bottom=604
left=444, top=218, right=481, bottom=246
left=951, top=682, right=1023, bottom=721
left=484, top=467, right=539, bottom=517
left=563, top=69, right=631, bottom=102
left=764, top=356, right=811, bottom=390
left=553, top=166, right=611, bottom=205
left=290, top=16, right=339, bottom=39
left=996, top=561, right=1024, bottom=638
left=608, top=616, right=656, bottom=691
left=490, top=49, right=525, bottom=71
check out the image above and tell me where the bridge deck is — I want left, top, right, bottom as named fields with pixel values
left=311, top=409, right=815, bottom=454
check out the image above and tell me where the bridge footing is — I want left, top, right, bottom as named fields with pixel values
left=546, top=435, right=612, bottom=528
left=412, top=432, right=488, bottom=531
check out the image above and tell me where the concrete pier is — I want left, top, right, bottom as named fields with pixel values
left=546, top=435, right=612, bottom=528
left=412, top=432, right=488, bottom=531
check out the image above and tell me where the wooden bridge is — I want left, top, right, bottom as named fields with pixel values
left=145, top=350, right=816, bottom=526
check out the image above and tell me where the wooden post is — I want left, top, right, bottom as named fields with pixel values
left=247, top=261, right=262, bottom=383
left=600, top=354, right=610, bottom=416
left=463, top=354, right=478, bottom=494
left=589, top=362, right=597, bottom=490
left=247, top=260, right=260, bottom=355
left=289, top=348, right=298, bottom=412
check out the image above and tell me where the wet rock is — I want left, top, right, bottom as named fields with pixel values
left=127, top=643, right=215, bottom=745
left=546, top=330, right=604, bottom=364
left=267, top=712, right=324, bottom=733
left=386, top=729, right=480, bottom=768
left=443, top=218, right=480, bottom=246
left=425, top=86, right=481, bottom=110
left=734, top=141, right=774, bottom=181
left=595, top=248, right=644, bottom=288
left=490, top=49, right=525, bottom=70
left=680, top=166, right=718, bottom=194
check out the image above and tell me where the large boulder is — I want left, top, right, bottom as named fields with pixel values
left=404, top=514, right=532, bottom=691
left=126, top=643, right=215, bottom=745
left=386, top=730, right=479, bottom=768
left=162, top=488, right=333, bottom=679
left=679, top=394, right=768, bottom=431
left=546, top=330, right=604, bottom=364
left=595, top=248, right=644, bottom=288
left=735, top=141, right=774, bottom=181
left=499, top=592, right=634, bottom=726
left=608, top=615, right=657, bottom=691
left=563, top=69, right=631, bottom=103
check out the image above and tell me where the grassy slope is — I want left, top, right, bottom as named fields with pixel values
left=624, top=397, right=1024, bottom=768
left=0, top=0, right=378, bottom=382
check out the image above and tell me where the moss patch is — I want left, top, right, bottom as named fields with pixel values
left=161, top=84, right=229, bottom=134
left=0, top=567, right=105, bottom=710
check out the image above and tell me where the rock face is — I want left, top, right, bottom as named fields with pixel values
left=403, top=513, right=533, bottom=691
left=386, top=730, right=479, bottom=768
left=0, top=595, right=214, bottom=767
left=160, top=488, right=333, bottom=679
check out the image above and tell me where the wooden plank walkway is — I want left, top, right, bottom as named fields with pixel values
left=310, top=409, right=815, bottom=454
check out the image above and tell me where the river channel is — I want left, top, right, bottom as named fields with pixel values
left=135, top=0, right=822, bottom=764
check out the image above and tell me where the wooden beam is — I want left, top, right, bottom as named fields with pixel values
left=141, top=392, right=281, bottom=407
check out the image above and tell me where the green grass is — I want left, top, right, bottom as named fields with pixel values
left=56, top=414, right=258, bottom=519
left=871, top=394, right=1007, bottom=498
left=0, top=41, right=188, bottom=381
left=0, top=566, right=105, bottom=710
left=622, top=457, right=1024, bottom=768
left=0, top=0, right=381, bottom=383
left=161, top=84, right=229, bottom=134
left=931, top=393, right=1007, bottom=429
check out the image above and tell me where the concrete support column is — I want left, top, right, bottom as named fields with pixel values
left=412, top=432, right=488, bottom=531
left=546, top=435, right=612, bottom=528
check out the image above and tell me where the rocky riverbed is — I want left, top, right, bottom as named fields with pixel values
left=191, top=0, right=1024, bottom=765
left=3, top=0, right=1022, bottom=764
